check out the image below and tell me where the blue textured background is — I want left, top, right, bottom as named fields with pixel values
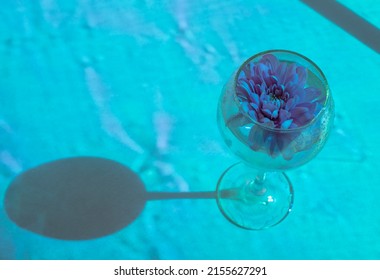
left=0, top=0, right=380, bottom=259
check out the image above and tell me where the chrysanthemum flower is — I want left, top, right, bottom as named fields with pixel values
left=231, top=54, right=326, bottom=159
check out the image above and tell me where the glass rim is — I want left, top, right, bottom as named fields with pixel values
left=233, top=49, right=332, bottom=133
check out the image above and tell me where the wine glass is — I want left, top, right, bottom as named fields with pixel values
left=216, top=50, right=334, bottom=230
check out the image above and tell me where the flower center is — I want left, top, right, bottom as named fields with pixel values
left=268, top=83, right=288, bottom=101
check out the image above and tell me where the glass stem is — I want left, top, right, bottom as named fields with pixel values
left=254, top=171, right=266, bottom=185
left=249, top=171, right=267, bottom=196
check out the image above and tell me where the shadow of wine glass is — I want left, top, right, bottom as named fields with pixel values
left=4, top=156, right=215, bottom=240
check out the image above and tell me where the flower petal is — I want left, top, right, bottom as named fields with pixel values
left=261, top=108, right=273, bottom=118
left=248, top=92, right=260, bottom=105
left=242, top=65, right=252, bottom=80
left=241, top=101, right=251, bottom=112
left=263, top=75, right=277, bottom=88
left=227, top=113, right=252, bottom=127
left=254, top=84, right=262, bottom=95
left=303, top=87, right=323, bottom=103
left=276, top=62, right=288, bottom=84
left=281, top=119, right=293, bottom=129
left=262, top=101, right=277, bottom=112
left=290, top=106, right=309, bottom=117
left=261, top=54, right=279, bottom=71
left=249, top=102, right=259, bottom=111
left=296, top=102, right=317, bottom=114
left=271, top=109, right=279, bottom=119
left=296, top=66, right=307, bottom=87
left=282, top=146, right=297, bottom=160
left=283, top=63, right=297, bottom=85
left=285, top=83, right=304, bottom=99
left=279, top=109, right=291, bottom=123
left=263, top=131, right=280, bottom=158
left=236, top=83, right=250, bottom=99
left=285, top=97, right=298, bottom=111
left=248, top=80, right=256, bottom=93
left=290, top=106, right=314, bottom=125
left=255, top=63, right=270, bottom=80
left=248, top=110, right=258, bottom=121
left=248, top=125, right=265, bottom=151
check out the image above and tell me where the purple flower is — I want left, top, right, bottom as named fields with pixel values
left=229, top=54, right=325, bottom=159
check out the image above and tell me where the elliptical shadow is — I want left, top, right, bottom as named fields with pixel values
left=4, top=156, right=216, bottom=241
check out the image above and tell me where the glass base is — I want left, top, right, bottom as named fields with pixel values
left=216, top=162, right=294, bottom=230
